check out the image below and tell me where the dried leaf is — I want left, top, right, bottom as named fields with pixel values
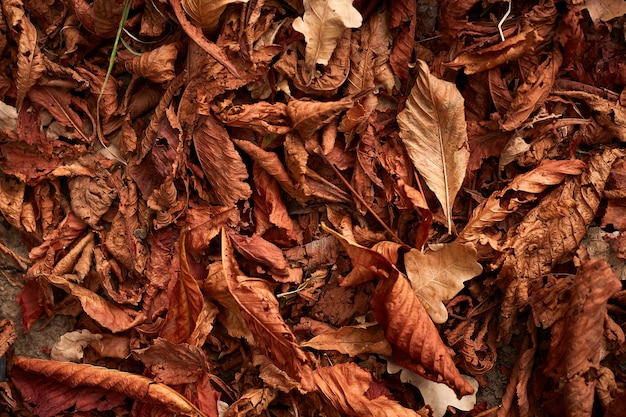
left=51, top=329, right=101, bottom=363
left=222, top=229, right=313, bottom=390
left=193, top=115, right=251, bottom=207
left=397, top=60, right=470, bottom=232
left=287, top=97, right=354, bottom=139
left=69, top=175, right=117, bottom=228
left=123, top=43, right=179, bottom=83
left=544, top=259, right=621, bottom=417
left=228, top=230, right=292, bottom=283
left=159, top=232, right=204, bottom=344
left=3, top=0, right=46, bottom=108
left=404, top=242, right=482, bottom=324
left=292, top=0, right=362, bottom=83
left=372, top=271, right=474, bottom=397
left=582, top=0, right=626, bottom=23
left=302, top=324, right=392, bottom=357
left=181, top=0, right=248, bottom=32
left=45, top=274, right=146, bottom=333
left=13, top=356, right=208, bottom=417
left=0, top=174, right=25, bottom=230
left=133, top=338, right=207, bottom=385
left=497, top=148, right=623, bottom=341
left=312, top=362, right=424, bottom=417
left=388, top=362, right=479, bottom=417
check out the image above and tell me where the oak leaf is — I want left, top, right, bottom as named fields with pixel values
left=397, top=60, right=470, bottom=232
left=388, top=362, right=479, bottom=417
left=404, top=242, right=482, bottom=324
left=292, top=0, right=362, bottom=84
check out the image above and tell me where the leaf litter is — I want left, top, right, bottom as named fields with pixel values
left=0, top=0, right=625, bottom=416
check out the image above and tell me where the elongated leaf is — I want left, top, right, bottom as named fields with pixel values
left=397, top=60, right=469, bottom=232
left=13, top=356, right=207, bottom=417
left=372, top=271, right=474, bottom=397
left=302, top=325, right=392, bottom=356
left=181, top=0, right=248, bottom=31
left=222, top=229, right=313, bottom=391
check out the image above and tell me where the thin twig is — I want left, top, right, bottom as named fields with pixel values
left=315, top=147, right=406, bottom=245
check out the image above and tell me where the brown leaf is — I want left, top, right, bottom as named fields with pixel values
left=457, top=159, right=587, bottom=244
left=404, top=242, right=482, bottom=324
left=0, top=174, right=25, bottom=230
left=397, top=60, right=470, bottom=232
left=543, top=259, right=621, bottom=417
left=287, top=97, right=355, bottom=139
left=181, top=0, right=247, bottom=32
left=123, top=43, right=179, bottom=83
left=13, top=356, right=208, bottom=417
left=217, top=102, right=292, bottom=136
left=497, top=148, right=623, bottom=341
left=69, top=175, right=118, bottom=228
left=228, top=230, right=292, bottom=283
left=372, top=271, right=474, bottom=397
left=193, top=115, right=251, bottom=207
left=159, top=232, right=204, bottom=344
left=133, top=338, right=207, bottom=385
left=222, top=229, right=313, bottom=390
left=3, top=0, right=46, bottom=108
left=292, top=0, right=362, bottom=84
left=302, top=324, right=393, bottom=357
left=0, top=318, right=17, bottom=357
left=312, top=362, right=424, bottom=417
left=45, top=274, right=146, bottom=333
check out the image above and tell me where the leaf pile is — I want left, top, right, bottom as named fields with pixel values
left=0, top=0, right=626, bottom=416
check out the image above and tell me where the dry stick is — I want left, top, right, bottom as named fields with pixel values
left=315, top=147, right=406, bottom=245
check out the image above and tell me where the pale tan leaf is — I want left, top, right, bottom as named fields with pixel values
left=404, top=242, right=482, bottom=324
left=0, top=100, right=18, bottom=130
left=397, top=60, right=470, bottom=232
left=581, top=0, right=626, bottom=23
left=302, top=324, right=392, bottom=356
left=181, top=0, right=248, bottom=32
left=13, top=356, right=208, bottom=417
left=51, top=330, right=101, bottom=363
left=292, top=0, right=362, bottom=83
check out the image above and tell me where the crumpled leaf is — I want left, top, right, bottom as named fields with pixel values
left=544, top=258, right=622, bottom=417
left=12, top=356, right=208, bottom=417
left=193, top=115, right=251, bottom=207
left=69, top=175, right=118, bottom=228
left=133, top=338, right=207, bottom=385
left=3, top=0, right=46, bottom=108
left=181, top=0, right=248, bottom=32
left=372, top=270, right=475, bottom=398
left=0, top=100, right=18, bottom=130
left=312, top=362, right=425, bottom=417
left=404, top=242, right=482, bottom=323
left=387, top=362, right=479, bottom=417
left=228, top=230, right=293, bottom=283
left=292, top=0, right=362, bottom=83
left=45, top=274, right=146, bottom=333
left=581, top=0, right=626, bottom=23
left=222, top=229, right=313, bottom=391
left=51, top=329, right=101, bottom=363
left=0, top=174, right=25, bottom=230
left=302, top=324, right=392, bottom=357
left=122, top=43, right=179, bottom=83
left=397, top=60, right=470, bottom=232
left=457, top=158, right=587, bottom=244
left=159, top=231, right=204, bottom=344
left=497, top=148, right=623, bottom=341
left=287, top=97, right=354, bottom=139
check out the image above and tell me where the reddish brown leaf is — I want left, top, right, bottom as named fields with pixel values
left=228, top=230, right=293, bottom=283
left=13, top=356, right=208, bottom=417
left=222, top=229, right=313, bottom=391
left=302, top=324, right=392, bottom=357
left=122, top=43, right=179, bottom=83
left=159, top=232, right=204, bottom=344
left=193, top=115, right=251, bottom=207
left=312, top=362, right=424, bottom=417
left=134, top=338, right=207, bottom=385
left=372, top=271, right=474, bottom=397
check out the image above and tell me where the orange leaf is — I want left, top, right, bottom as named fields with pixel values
left=159, top=231, right=204, bottom=344
left=13, top=356, right=208, bottom=417
left=222, top=229, right=313, bottom=390
left=302, top=324, right=393, bottom=357
left=371, top=271, right=474, bottom=397
left=312, top=362, right=424, bottom=417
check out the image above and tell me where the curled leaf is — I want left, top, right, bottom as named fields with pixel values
left=181, top=0, right=248, bottom=32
